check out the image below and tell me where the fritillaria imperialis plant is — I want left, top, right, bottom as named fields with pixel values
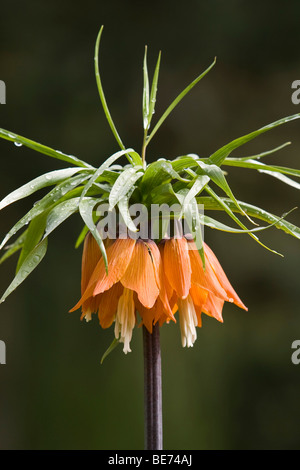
left=1, top=27, right=300, bottom=449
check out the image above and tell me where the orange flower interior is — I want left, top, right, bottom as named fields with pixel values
left=70, top=235, right=247, bottom=353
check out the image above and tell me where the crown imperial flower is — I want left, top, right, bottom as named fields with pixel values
left=70, top=232, right=247, bottom=352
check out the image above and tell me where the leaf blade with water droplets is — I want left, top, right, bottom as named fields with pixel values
left=0, top=168, right=86, bottom=211
left=0, top=238, right=48, bottom=304
left=0, top=128, right=93, bottom=168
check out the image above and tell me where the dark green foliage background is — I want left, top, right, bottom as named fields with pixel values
left=0, top=0, right=300, bottom=449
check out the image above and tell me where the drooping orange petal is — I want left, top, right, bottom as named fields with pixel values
left=69, top=238, right=136, bottom=312
left=203, top=242, right=248, bottom=311
left=147, top=240, right=175, bottom=322
left=79, top=232, right=103, bottom=319
left=81, top=232, right=102, bottom=294
left=193, top=303, right=203, bottom=327
left=133, top=292, right=156, bottom=333
left=163, top=237, right=191, bottom=299
left=98, top=282, right=124, bottom=329
left=189, top=283, right=208, bottom=308
left=121, top=239, right=159, bottom=309
left=202, top=293, right=224, bottom=323
left=80, top=294, right=102, bottom=321
left=93, top=237, right=136, bottom=295
left=158, top=243, right=173, bottom=300
left=187, top=239, right=228, bottom=301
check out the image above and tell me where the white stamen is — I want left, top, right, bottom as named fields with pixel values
left=177, top=294, right=198, bottom=347
left=114, top=288, right=135, bottom=354
left=84, top=310, right=92, bottom=322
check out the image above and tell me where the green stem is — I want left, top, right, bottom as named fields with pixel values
left=141, top=129, right=147, bottom=168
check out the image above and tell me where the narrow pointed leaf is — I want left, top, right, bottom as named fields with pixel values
left=80, top=148, right=135, bottom=203
left=0, top=230, right=27, bottom=265
left=143, top=46, right=150, bottom=130
left=109, top=167, right=143, bottom=210
left=204, top=186, right=283, bottom=255
left=171, top=155, right=200, bottom=172
left=223, top=158, right=300, bottom=179
left=75, top=224, right=90, bottom=249
left=0, top=128, right=93, bottom=168
left=0, top=238, right=48, bottom=304
left=196, top=160, right=256, bottom=224
left=148, top=51, right=161, bottom=129
left=183, top=175, right=210, bottom=206
left=208, top=113, right=300, bottom=167
left=16, top=211, right=48, bottom=273
left=101, top=337, right=120, bottom=364
left=197, top=196, right=300, bottom=240
left=43, top=198, right=81, bottom=239
left=118, top=188, right=138, bottom=233
left=258, top=168, right=300, bottom=189
left=94, top=26, right=129, bottom=158
left=175, top=188, right=205, bottom=267
left=147, top=58, right=216, bottom=145
left=0, top=172, right=91, bottom=250
left=141, top=160, right=188, bottom=194
left=230, top=142, right=291, bottom=161
left=0, top=168, right=85, bottom=211
left=201, top=212, right=292, bottom=234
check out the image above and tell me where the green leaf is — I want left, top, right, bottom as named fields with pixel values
left=79, top=198, right=108, bottom=272
left=141, top=160, right=188, bottom=194
left=146, top=57, right=216, bottom=145
left=171, top=155, right=200, bottom=172
left=0, top=238, right=48, bottom=304
left=197, top=196, right=300, bottom=241
left=257, top=168, right=300, bottom=190
left=204, top=185, right=283, bottom=255
left=101, top=337, right=120, bottom=364
left=43, top=198, right=80, bottom=239
left=80, top=148, right=135, bottom=203
left=0, top=128, right=93, bottom=168
left=229, top=142, right=291, bottom=161
left=95, top=170, right=120, bottom=185
left=0, top=172, right=91, bottom=250
left=195, top=160, right=256, bottom=224
left=182, top=175, right=210, bottom=206
left=118, top=187, right=138, bottom=233
left=223, top=158, right=300, bottom=179
left=128, top=150, right=143, bottom=167
left=95, top=26, right=131, bottom=162
left=148, top=182, right=179, bottom=205
left=109, top=167, right=143, bottom=210
left=0, top=167, right=86, bottom=211
left=143, top=46, right=150, bottom=130
left=201, top=212, right=292, bottom=234
left=176, top=189, right=205, bottom=267
left=208, top=113, right=300, bottom=167
left=148, top=51, right=161, bottom=130
left=0, top=230, right=27, bottom=266
left=16, top=211, right=48, bottom=273
left=75, top=224, right=89, bottom=249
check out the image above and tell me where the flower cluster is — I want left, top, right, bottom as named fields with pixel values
left=0, top=27, right=299, bottom=361
left=70, top=233, right=247, bottom=352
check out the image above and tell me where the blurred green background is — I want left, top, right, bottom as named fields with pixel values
left=0, top=0, right=300, bottom=450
